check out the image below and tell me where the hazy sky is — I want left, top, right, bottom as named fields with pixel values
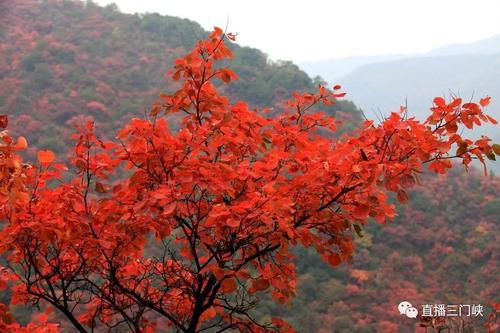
left=94, top=0, right=500, bottom=63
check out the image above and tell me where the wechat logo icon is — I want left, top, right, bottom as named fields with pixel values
left=398, top=301, right=418, bottom=318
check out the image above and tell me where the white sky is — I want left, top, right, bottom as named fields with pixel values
left=94, top=0, right=500, bottom=63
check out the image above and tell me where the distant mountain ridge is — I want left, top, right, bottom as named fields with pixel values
left=300, top=33, right=500, bottom=172
left=428, top=33, right=500, bottom=56
left=342, top=53, right=500, bottom=117
left=299, top=32, right=500, bottom=84
left=299, top=54, right=407, bottom=83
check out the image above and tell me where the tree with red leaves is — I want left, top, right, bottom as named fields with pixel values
left=0, top=28, right=498, bottom=333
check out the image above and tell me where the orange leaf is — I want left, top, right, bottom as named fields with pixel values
left=37, top=150, right=55, bottom=165
left=350, top=269, right=369, bottom=282
left=479, top=96, right=491, bottom=107
left=492, top=144, right=500, bottom=156
left=14, top=136, right=28, bottom=150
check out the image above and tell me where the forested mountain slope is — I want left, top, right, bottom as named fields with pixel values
left=0, top=0, right=360, bottom=157
left=264, top=168, right=499, bottom=332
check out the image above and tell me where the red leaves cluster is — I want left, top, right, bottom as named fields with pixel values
left=427, top=96, right=498, bottom=174
left=0, top=28, right=498, bottom=333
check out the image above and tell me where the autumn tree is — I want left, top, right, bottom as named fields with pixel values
left=0, top=28, right=498, bottom=333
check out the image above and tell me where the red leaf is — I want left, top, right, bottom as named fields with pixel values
left=95, top=182, right=107, bottom=193
left=397, top=190, right=409, bottom=204
left=221, top=278, right=237, bottom=293
left=479, top=96, right=491, bottom=107
left=433, top=97, right=446, bottom=107
left=352, top=205, right=370, bottom=219
left=0, top=115, right=7, bottom=129
left=226, top=218, right=240, bottom=228
left=163, top=202, right=177, bottom=215
left=327, top=252, right=341, bottom=266
left=252, top=278, right=270, bottom=291
left=486, top=115, right=497, bottom=125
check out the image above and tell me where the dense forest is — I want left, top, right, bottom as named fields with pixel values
left=265, top=168, right=499, bottom=332
left=0, top=1, right=498, bottom=332
left=0, top=0, right=359, bottom=158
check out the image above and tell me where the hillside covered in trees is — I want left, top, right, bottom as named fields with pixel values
left=0, top=1, right=498, bottom=332
left=266, top=168, right=499, bottom=332
left=0, top=0, right=360, bottom=157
